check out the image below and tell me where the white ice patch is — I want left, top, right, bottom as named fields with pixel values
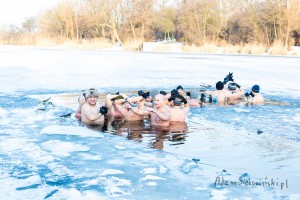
left=0, top=107, right=8, bottom=117
left=141, top=168, right=156, bottom=174
left=210, top=189, right=229, bottom=200
left=0, top=137, right=29, bottom=153
left=41, top=140, right=90, bottom=156
left=233, top=108, right=251, bottom=113
left=50, top=188, right=108, bottom=200
left=115, top=145, right=126, bottom=150
left=104, top=176, right=132, bottom=197
left=78, top=153, right=102, bottom=161
left=147, top=182, right=157, bottom=186
left=40, top=125, right=104, bottom=138
left=141, top=175, right=166, bottom=181
left=100, top=169, right=125, bottom=176
left=106, top=159, right=126, bottom=165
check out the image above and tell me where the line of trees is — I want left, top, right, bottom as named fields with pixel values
left=1, top=0, right=300, bottom=47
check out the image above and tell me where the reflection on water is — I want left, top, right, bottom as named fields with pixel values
left=103, top=117, right=189, bottom=150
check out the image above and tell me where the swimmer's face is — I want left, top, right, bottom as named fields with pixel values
left=177, top=89, right=184, bottom=95
left=146, top=96, right=153, bottom=102
left=87, top=96, right=98, bottom=105
left=154, top=94, right=164, bottom=108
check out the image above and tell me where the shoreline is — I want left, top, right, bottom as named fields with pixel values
left=1, top=42, right=300, bottom=56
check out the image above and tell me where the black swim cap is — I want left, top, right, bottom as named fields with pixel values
left=160, top=90, right=167, bottom=96
left=176, top=85, right=183, bottom=90
left=138, top=90, right=145, bottom=96
left=171, top=89, right=179, bottom=96
left=216, top=81, right=224, bottom=90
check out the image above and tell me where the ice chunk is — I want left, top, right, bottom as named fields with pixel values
left=40, top=125, right=104, bottom=138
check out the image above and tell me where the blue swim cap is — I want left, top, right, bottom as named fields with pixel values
left=252, top=85, right=260, bottom=93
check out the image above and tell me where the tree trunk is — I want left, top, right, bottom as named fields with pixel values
left=130, top=21, right=136, bottom=41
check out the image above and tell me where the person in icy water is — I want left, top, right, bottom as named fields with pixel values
left=105, top=93, right=124, bottom=118
left=167, top=94, right=190, bottom=122
left=80, top=88, right=108, bottom=125
left=202, top=81, right=244, bottom=105
left=245, top=84, right=264, bottom=104
left=114, top=93, right=145, bottom=121
left=186, top=90, right=202, bottom=107
left=129, top=94, right=171, bottom=127
left=75, top=90, right=87, bottom=118
left=226, top=81, right=246, bottom=104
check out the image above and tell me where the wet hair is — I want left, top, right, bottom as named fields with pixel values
left=216, top=81, right=224, bottom=90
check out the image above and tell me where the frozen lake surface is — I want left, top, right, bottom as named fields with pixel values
left=0, top=45, right=300, bottom=199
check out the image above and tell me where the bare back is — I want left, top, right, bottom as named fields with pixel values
left=168, top=106, right=189, bottom=122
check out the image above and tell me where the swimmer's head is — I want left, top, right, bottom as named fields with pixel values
left=176, top=85, right=183, bottom=90
left=153, top=94, right=165, bottom=108
left=171, top=89, right=179, bottom=96
left=173, top=95, right=184, bottom=106
left=86, top=88, right=99, bottom=98
left=160, top=90, right=167, bottom=96
left=177, top=85, right=184, bottom=95
left=216, top=81, right=224, bottom=90
left=228, top=82, right=236, bottom=91
left=252, top=85, right=260, bottom=93
left=189, top=90, right=199, bottom=99
left=150, top=90, right=160, bottom=99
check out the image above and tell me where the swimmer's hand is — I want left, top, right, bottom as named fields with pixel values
left=245, top=92, right=254, bottom=98
left=224, top=72, right=234, bottom=84
left=228, top=72, right=234, bottom=82
left=99, top=106, right=108, bottom=115
left=168, top=95, right=175, bottom=102
left=177, top=95, right=188, bottom=104
left=125, top=103, right=132, bottom=111
left=142, top=92, right=150, bottom=99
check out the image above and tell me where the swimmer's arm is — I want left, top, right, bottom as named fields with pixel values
left=114, top=100, right=127, bottom=116
left=144, top=101, right=153, bottom=107
left=130, top=107, right=150, bottom=116
left=165, top=93, right=171, bottom=99
left=105, top=94, right=117, bottom=108
left=146, top=107, right=170, bottom=121
left=184, top=102, right=190, bottom=108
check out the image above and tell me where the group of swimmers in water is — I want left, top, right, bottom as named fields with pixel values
left=75, top=72, right=264, bottom=128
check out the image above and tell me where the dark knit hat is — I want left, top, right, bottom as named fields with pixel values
left=252, top=85, right=260, bottom=93
left=216, top=81, right=224, bottom=90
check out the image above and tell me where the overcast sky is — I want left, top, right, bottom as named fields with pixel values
left=0, top=0, right=62, bottom=26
